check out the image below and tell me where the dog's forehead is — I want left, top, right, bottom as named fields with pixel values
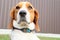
left=16, top=2, right=32, bottom=7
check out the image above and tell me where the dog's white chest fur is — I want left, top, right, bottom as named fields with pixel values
left=11, top=30, right=40, bottom=40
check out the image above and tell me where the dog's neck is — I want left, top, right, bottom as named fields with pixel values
left=12, top=26, right=34, bottom=33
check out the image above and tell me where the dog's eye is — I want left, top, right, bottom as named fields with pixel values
left=28, top=6, right=32, bottom=9
left=16, top=6, right=20, bottom=9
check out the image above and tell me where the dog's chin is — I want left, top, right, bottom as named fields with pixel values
left=18, top=21, right=29, bottom=27
left=20, top=22, right=28, bottom=26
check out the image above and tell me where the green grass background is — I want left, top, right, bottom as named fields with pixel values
left=0, top=35, right=10, bottom=40
left=0, top=35, right=60, bottom=40
left=38, top=36, right=60, bottom=40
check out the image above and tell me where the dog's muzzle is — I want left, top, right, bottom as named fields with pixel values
left=18, top=10, right=30, bottom=27
left=18, top=10, right=27, bottom=24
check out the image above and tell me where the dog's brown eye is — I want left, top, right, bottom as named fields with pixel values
left=28, top=6, right=32, bottom=9
left=16, top=6, right=20, bottom=9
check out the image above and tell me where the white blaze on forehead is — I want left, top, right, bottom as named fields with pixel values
left=17, top=2, right=30, bottom=23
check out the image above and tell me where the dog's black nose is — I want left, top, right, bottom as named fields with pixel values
left=19, top=10, right=26, bottom=16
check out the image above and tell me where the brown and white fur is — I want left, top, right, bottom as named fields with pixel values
left=8, top=2, right=40, bottom=40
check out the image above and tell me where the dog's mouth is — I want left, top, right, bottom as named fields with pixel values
left=18, top=17, right=26, bottom=23
left=18, top=17, right=30, bottom=27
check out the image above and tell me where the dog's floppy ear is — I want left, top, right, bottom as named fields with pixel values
left=10, top=7, right=15, bottom=19
left=34, top=9, right=40, bottom=32
left=8, top=7, right=15, bottom=29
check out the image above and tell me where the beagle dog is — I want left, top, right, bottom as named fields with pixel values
left=8, top=2, right=40, bottom=40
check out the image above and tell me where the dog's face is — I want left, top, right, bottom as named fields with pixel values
left=10, top=2, right=40, bottom=32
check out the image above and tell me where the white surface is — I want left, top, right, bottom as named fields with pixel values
left=0, top=29, right=11, bottom=34
left=36, top=33, right=60, bottom=38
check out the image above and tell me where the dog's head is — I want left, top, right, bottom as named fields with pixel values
left=8, top=2, right=40, bottom=32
